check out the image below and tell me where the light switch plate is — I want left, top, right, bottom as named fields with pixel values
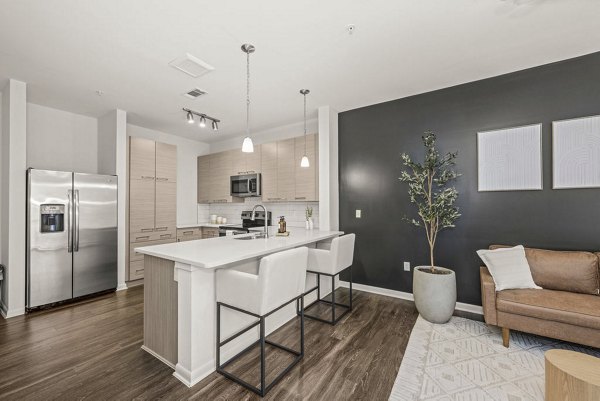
left=403, top=261, right=410, bottom=271
left=356, top=209, right=361, bottom=218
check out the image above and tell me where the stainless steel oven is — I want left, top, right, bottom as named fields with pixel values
left=230, top=173, right=261, bottom=197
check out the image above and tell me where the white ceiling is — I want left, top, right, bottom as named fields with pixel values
left=1, top=0, right=599, bottom=143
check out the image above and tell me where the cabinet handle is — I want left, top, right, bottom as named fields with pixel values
left=267, top=197, right=281, bottom=201
left=183, top=231, right=194, bottom=235
left=135, top=236, right=150, bottom=241
left=295, top=197, right=306, bottom=200
left=155, top=227, right=168, bottom=231
left=141, top=228, right=154, bottom=232
left=156, top=177, right=168, bottom=181
left=135, top=268, right=144, bottom=273
left=160, top=234, right=172, bottom=239
left=142, top=176, right=155, bottom=180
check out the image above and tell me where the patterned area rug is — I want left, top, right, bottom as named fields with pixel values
left=389, top=316, right=600, bottom=401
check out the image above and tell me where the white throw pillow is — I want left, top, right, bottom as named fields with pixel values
left=477, top=245, right=542, bottom=291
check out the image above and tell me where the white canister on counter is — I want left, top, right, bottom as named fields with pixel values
left=216, top=216, right=223, bottom=224
left=210, top=214, right=217, bottom=224
left=222, top=217, right=227, bottom=224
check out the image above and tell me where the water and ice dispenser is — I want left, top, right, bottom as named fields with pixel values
left=40, top=204, right=65, bottom=233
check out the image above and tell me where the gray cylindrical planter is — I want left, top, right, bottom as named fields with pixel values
left=413, top=266, right=456, bottom=324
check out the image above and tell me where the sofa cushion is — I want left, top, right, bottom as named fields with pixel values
left=490, top=245, right=599, bottom=295
left=497, top=288, right=600, bottom=330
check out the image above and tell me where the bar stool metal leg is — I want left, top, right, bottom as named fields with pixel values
left=301, top=266, right=353, bottom=325
left=216, top=296, right=304, bottom=397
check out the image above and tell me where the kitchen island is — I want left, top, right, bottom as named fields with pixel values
left=135, top=228, right=343, bottom=387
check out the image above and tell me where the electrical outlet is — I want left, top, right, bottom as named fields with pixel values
left=355, top=209, right=361, bottom=218
left=403, top=261, right=410, bottom=271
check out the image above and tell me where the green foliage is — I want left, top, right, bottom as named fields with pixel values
left=399, top=132, right=461, bottom=269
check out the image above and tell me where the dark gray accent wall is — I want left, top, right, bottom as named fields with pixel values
left=338, top=52, right=600, bottom=306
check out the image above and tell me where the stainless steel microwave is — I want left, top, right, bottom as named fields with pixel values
left=230, top=173, right=261, bottom=197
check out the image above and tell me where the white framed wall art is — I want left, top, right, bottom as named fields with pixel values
left=477, top=123, right=543, bottom=192
left=552, top=115, right=600, bottom=189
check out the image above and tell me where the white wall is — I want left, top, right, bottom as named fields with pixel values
left=0, top=80, right=27, bottom=318
left=208, top=198, right=318, bottom=228
left=98, top=110, right=128, bottom=290
left=127, top=124, right=210, bottom=225
left=26, top=103, right=98, bottom=173
left=318, top=106, right=339, bottom=231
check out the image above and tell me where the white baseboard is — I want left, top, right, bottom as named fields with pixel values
left=117, top=282, right=128, bottom=291
left=339, top=281, right=483, bottom=315
left=0, top=306, right=26, bottom=319
left=141, top=345, right=175, bottom=369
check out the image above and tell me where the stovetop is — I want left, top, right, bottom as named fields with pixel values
left=219, top=210, right=271, bottom=230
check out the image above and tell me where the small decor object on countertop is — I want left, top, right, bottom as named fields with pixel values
left=276, top=231, right=290, bottom=237
left=305, top=206, right=314, bottom=230
left=278, top=216, right=287, bottom=233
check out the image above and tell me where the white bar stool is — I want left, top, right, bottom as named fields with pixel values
left=301, top=233, right=356, bottom=325
left=216, top=246, right=308, bottom=397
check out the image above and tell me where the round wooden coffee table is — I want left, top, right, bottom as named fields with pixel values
left=545, top=349, right=600, bottom=401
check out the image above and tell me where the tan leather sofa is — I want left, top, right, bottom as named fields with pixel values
left=480, top=245, right=600, bottom=348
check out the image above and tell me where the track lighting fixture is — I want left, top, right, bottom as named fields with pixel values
left=182, top=108, right=220, bottom=132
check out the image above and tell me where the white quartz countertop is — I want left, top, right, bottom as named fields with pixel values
left=177, top=222, right=237, bottom=229
left=135, top=228, right=343, bottom=269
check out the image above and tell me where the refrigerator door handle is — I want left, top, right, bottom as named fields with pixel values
left=67, top=190, right=73, bottom=253
left=74, top=189, right=80, bottom=252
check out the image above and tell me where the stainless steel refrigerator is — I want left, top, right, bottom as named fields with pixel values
left=27, top=168, right=118, bottom=308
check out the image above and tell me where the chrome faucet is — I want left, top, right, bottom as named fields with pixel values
left=250, top=204, right=269, bottom=238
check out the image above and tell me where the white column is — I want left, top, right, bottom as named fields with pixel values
left=0, top=79, right=27, bottom=318
left=318, top=106, right=339, bottom=231
left=173, top=263, right=216, bottom=387
left=97, top=109, right=128, bottom=290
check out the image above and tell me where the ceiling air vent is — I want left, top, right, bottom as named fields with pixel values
left=169, top=53, right=214, bottom=78
left=183, top=88, right=207, bottom=99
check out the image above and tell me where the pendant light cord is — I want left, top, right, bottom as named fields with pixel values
left=303, top=92, right=307, bottom=154
left=246, top=51, right=250, bottom=137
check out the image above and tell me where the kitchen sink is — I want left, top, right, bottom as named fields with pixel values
left=233, top=233, right=268, bottom=240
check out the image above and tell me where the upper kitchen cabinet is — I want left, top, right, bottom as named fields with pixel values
left=230, top=145, right=262, bottom=175
left=155, top=142, right=177, bottom=182
left=276, top=138, right=296, bottom=201
left=197, top=154, right=211, bottom=204
left=294, top=133, right=318, bottom=201
left=259, top=134, right=319, bottom=202
left=196, top=151, right=243, bottom=204
left=130, top=137, right=156, bottom=180
left=260, top=142, right=278, bottom=201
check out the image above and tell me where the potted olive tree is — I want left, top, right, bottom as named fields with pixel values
left=399, top=132, right=461, bottom=323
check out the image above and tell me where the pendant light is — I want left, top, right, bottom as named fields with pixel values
left=300, top=89, right=310, bottom=167
left=241, top=44, right=255, bottom=153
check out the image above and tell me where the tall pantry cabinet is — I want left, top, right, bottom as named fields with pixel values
left=128, top=137, right=177, bottom=281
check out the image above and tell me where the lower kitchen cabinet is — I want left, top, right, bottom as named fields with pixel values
left=129, top=238, right=175, bottom=280
left=177, top=227, right=203, bottom=242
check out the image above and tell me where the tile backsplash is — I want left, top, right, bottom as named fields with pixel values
left=198, top=198, right=319, bottom=228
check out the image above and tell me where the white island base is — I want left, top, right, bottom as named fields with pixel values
left=136, top=229, right=343, bottom=387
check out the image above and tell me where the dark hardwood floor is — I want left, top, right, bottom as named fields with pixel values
left=0, top=286, right=419, bottom=401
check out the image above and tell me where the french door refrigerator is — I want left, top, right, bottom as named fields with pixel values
left=27, top=168, right=118, bottom=308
